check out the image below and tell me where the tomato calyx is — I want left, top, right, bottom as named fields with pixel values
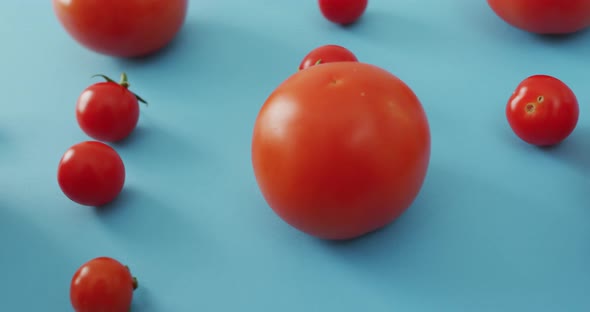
left=125, top=265, right=139, bottom=290
left=92, top=73, right=148, bottom=106
left=315, top=59, right=323, bottom=65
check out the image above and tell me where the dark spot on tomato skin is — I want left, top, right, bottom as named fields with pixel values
left=525, top=103, right=536, bottom=113
left=537, top=95, right=544, bottom=103
left=329, top=78, right=343, bottom=86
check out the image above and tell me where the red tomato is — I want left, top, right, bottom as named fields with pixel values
left=506, top=75, right=579, bottom=146
left=76, top=73, right=146, bottom=143
left=251, top=62, right=431, bottom=240
left=57, top=141, right=126, bottom=207
left=487, top=0, right=590, bottom=34
left=52, top=0, right=188, bottom=57
left=298, top=45, right=358, bottom=70
left=318, top=0, right=368, bottom=25
left=70, top=257, right=138, bottom=312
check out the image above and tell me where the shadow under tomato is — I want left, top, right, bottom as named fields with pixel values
left=94, top=185, right=216, bottom=301
left=311, top=163, right=590, bottom=309
left=538, top=126, right=590, bottom=174
left=130, top=285, right=163, bottom=312
left=109, top=124, right=151, bottom=149
left=531, top=28, right=590, bottom=43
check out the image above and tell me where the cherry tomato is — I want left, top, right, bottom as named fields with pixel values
left=70, top=257, right=138, bottom=312
left=52, top=0, right=188, bottom=57
left=487, top=0, right=590, bottom=34
left=506, top=75, right=579, bottom=146
left=252, top=62, right=431, bottom=240
left=76, top=73, right=146, bottom=143
left=298, top=45, right=358, bottom=71
left=57, top=141, right=126, bottom=207
left=318, top=0, right=368, bottom=25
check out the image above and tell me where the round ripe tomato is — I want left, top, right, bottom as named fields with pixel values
left=251, top=62, right=431, bottom=240
left=506, top=75, right=579, bottom=146
left=70, top=257, right=138, bottom=312
left=76, top=73, right=146, bottom=143
left=487, top=0, right=590, bottom=34
left=52, top=0, right=188, bottom=58
left=298, top=45, right=358, bottom=70
left=57, top=141, right=126, bottom=207
left=318, top=0, right=368, bottom=25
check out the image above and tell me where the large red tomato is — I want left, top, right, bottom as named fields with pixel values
left=251, top=62, right=431, bottom=240
left=487, top=0, right=590, bottom=34
left=52, top=0, right=188, bottom=58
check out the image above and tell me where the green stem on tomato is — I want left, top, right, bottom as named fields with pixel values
left=315, top=59, right=322, bottom=65
left=91, top=73, right=148, bottom=106
left=132, top=277, right=138, bottom=290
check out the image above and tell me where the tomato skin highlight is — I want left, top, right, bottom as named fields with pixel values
left=318, top=0, right=368, bottom=25
left=506, top=75, right=579, bottom=146
left=52, top=0, right=188, bottom=57
left=252, top=62, right=431, bottom=240
left=57, top=141, right=126, bottom=207
left=76, top=80, right=140, bottom=143
left=487, top=0, right=590, bottom=34
left=70, top=257, right=137, bottom=312
left=299, top=45, right=358, bottom=70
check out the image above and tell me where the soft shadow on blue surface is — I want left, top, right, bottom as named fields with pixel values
left=499, top=123, right=590, bottom=175
left=539, top=126, right=590, bottom=174
left=0, top=206, right=75, bottom=310
left=110, top=124, right=151, bottom=149
left=130, top=285, right=162, bottom=312
left=95, top=187, right=202, bottom=256
left=306, top=163, right=590, bottom=310
left=346, top=10, right=440, bottom=48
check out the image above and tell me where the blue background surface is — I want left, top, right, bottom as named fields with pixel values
left=1, top=1, right=589, bottom=311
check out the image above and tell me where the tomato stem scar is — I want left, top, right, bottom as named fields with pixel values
left=91, top=73, right=148, bottom=106
left=525, top=103, right=535, bottom=113
left=537, top=95, right=544, bottom=103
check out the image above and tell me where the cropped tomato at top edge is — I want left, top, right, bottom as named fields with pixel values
left=52, top=0, right=189, bottom=57
left=487, top=0, right=590, bottom=34
left=318, top=0, right=368, bottom=25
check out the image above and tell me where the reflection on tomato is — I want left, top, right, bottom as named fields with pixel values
left=487, top=0, right=590, bottom=34
left=252, top=62, right=431, bottom=240
left=52, top=0, right=188, bottom=57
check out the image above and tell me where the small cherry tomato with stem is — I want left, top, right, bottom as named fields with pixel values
left=76, top=72, right=147, bottom=143
left=70, top=257, right=138, bottom=312
left=57, top=141, right=126, bottom=207
left=506, top=74, right=579, bottom=146
left=299, top=44, right=358, bottom=70
left=318, top=0, right=368, bottom=25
